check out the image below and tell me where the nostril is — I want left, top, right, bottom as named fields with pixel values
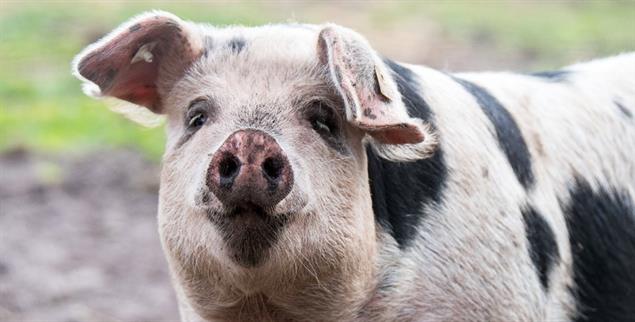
left=209, top=129, right=295, bottom=207
left=262, top=157, right=284, bottom=181
left=218, top=154, right=241, bottom=187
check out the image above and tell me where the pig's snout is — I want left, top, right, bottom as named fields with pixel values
left=207, top=129, right=293, bottom=208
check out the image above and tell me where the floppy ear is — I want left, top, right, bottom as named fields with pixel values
left=316, top=25, right=432, bottom=145
left=72, top=11, right=203, bottom=113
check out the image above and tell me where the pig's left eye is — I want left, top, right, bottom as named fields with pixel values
left=307, top=101, right=339, bottom=137
left=305, top=100, right=347, bottom=153
left=185, top=98, right=211, bottom=129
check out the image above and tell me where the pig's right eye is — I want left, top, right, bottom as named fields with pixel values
left=185, top=98, right=211, bottom=130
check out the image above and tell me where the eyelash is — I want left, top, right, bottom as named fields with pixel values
left=188, top=111, right=207, bottom=128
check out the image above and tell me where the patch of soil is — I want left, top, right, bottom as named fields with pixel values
left=0, top=148, right=179, bottom=321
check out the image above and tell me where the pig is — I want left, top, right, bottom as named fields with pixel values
left=72, top=11, right=635, bottom=322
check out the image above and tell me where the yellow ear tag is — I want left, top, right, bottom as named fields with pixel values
left=375, top=64, right=394, bottom=102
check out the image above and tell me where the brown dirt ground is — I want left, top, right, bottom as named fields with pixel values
left=0, top=148, right=179, bottom=321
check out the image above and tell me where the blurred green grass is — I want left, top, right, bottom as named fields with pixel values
left=1, top=1, right=633, bottom=160
left=0, top=2, right=275, bottom=160
left=375, top=1, right=635, bottom=62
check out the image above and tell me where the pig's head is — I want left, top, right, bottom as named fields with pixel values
left=73, top=11, right=436, bottom=316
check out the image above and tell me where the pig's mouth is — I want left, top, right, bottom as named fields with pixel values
left=221, top=203, right=290, bottom=226
left=206, top=203, right=290, bottom=267
left=227, top=203, right=270, bottom=221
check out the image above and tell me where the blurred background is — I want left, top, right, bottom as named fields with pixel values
left=1, top=1, right=633, bottom=321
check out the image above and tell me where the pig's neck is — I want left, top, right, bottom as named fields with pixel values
left=359, top=61, right=451, bottom=319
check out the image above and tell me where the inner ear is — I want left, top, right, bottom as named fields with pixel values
left=316, top=25, right=428, bottom=145
left=73, top=12, right=203, bottom=113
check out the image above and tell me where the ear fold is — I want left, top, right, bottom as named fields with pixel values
left=317, top=25, right=430, bottom=145
left=72, top=11, right=203, bottom=113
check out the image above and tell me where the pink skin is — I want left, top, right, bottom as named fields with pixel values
left=206, top=129, right=294, bottom=210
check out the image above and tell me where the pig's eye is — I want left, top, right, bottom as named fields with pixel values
left=308, top=101, right=338, bottom=137
left=185, top=98, right=211, bottom=129
left=304, top=100, right=347, bottom=153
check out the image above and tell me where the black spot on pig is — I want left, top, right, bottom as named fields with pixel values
left=453, top=77, right=534, bottom=189
left=368, top=59, right=447, bottom=249
left=530, top=70, right=570, bottom=82
left=563, top=178, right=635, bottom=322
left=128, top=23, right=142, bottom=33
left=521, top=205, right=560, bottom=290
left=228, top=37, right=246, bottom=54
